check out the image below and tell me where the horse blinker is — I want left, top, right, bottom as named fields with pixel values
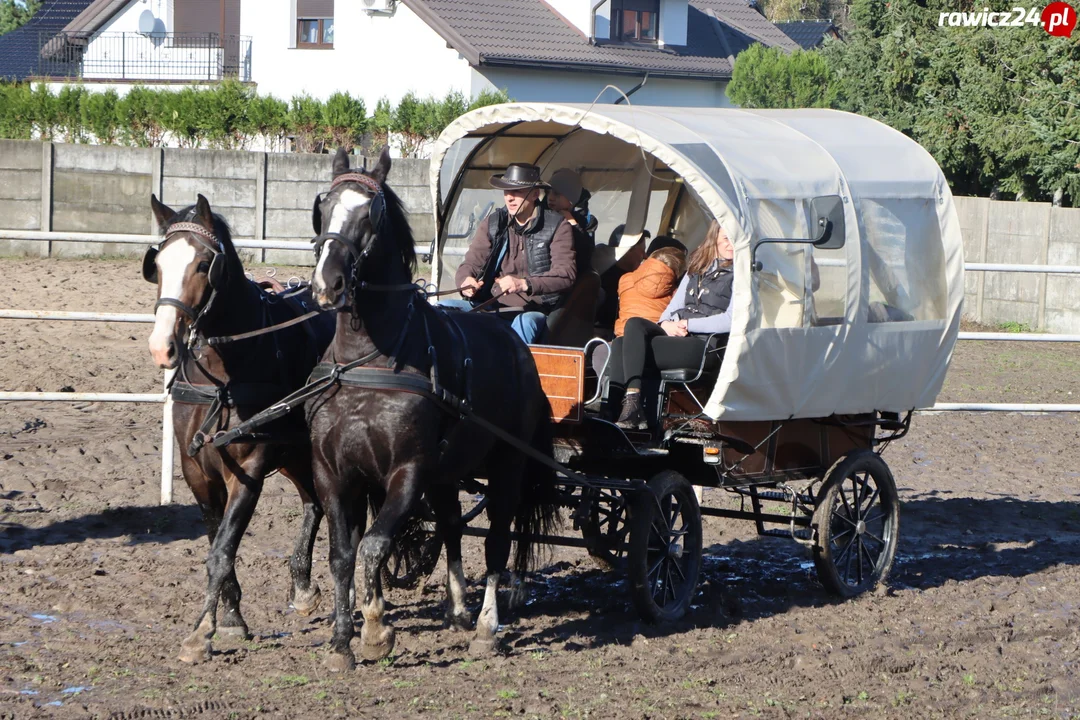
left=142, top=246, right=159, bottom=283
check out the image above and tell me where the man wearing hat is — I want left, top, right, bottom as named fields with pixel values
left=451, top=163, right=577, bottom=344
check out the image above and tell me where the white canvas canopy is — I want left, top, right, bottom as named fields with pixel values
left=429, top=103, right=964, bottom=422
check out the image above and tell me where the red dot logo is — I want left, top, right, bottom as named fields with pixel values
left=1042, top=1, right=1076, bottom=36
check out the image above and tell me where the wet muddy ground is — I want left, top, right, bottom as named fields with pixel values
left=2, top=258, right=1079, bottom=718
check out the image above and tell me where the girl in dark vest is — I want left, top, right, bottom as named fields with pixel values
left=608, top=220, right=734, bottom=429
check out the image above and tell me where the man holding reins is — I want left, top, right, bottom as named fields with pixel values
left=447, top=163, right=577, bottom=344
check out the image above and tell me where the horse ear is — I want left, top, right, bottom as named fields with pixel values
left=332, top=147, right=350, bottom=177
left=371, top=145, right=392, bottom=185
left=194, top=193, right=214, bottom=229
left=150, top=194, right=176, bottom=232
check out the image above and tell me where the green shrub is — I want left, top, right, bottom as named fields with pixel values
left=160, top=86, right=205, bottom=148
left=468, top=87, right=509, bottom=111
left=0, top=81, right=499, bottom=156
left=289, top=93, right=324, bottom=153
left=117, top=86, right=167, bottom=146
left=247, top=94, right=289, bottom=151
left=29, top=83, right=57, bottom=140
left=321, top=91, right=367, bottom=152
left=0, top=82, right=33, bottom=139
left=202, top=79, right=252, bottom=149
left=55, top=84, right=86, bottom=142
left=79, top=88, right=119, bottom=144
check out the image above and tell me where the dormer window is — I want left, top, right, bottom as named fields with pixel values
left=613, top=0, right=659, bottom=41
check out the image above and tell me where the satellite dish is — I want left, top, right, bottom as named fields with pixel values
left=138, top=9, right=156, bottom=34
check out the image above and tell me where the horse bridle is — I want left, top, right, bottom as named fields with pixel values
left=142, top=221, right=227, bottom=344
left=311, top=172, right=389, bottom=296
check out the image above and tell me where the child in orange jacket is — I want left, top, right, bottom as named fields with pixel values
left=614, top=245, right=686, bottom=337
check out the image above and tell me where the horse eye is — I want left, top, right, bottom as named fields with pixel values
left=197, top=261, right=211, bottom=274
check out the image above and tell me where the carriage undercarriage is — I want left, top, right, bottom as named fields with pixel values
left=384, top=342, right=907, bottom=623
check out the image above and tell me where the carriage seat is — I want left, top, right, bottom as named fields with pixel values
left=544, top=270, right=602, bottom=347
left=660, top=367, right=710, bottom=383
left=658, top=334, right=728, bottom=386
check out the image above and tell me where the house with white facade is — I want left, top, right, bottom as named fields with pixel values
left=1, top=0, right=799, bottom=108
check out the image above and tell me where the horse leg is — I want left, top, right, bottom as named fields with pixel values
left=180, top=464, right=262, bottom=663
left=429, top=482, right=470, bottom=631
left=280, top=461, right=324, bottom=616
left=322, top=491, right=359, bottom=672
left=470, top=462, right=522, bottom=656
left=357, top=465, right=423, bottom=662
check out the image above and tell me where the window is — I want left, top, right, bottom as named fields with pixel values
left=295, top=0, right=334, bottom=48
left=297, top=18, right=333, bottom=47
left=614, top=0, right=659, bottom=41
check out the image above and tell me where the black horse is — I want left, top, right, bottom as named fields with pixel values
left=307, top=148, right=560, bottom=670
left=144, top=194, right=334, bottom=663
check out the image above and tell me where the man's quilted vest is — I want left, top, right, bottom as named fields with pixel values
left=484, top=206, right=563, bottom=308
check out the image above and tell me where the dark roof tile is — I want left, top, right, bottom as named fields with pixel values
left=403, top=0, right=798, bottom=80
left=775, top=19, right=836, bottom=49
left=0, top=0, right=95, bottom=80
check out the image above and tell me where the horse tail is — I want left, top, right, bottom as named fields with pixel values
left=512, top=396, right=562, bottom=575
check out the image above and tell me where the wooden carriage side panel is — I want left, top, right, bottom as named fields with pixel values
left=716, top=420, right=774, bottom=478
left=529, top=345, right=585, bottom=424
left=822, top=415, right=875, bottom=467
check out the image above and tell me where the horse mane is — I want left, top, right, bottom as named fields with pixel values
left=377, top=181, right=416, bottom=276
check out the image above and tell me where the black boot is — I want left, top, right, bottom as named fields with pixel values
left=616, top=391, right=646, bottom=430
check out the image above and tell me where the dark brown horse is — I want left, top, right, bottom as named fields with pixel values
left=144, top=194, right=334, bottom=664
left=306, top=148, right=560, bottom=671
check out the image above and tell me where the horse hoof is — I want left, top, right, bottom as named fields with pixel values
left=360, top=628, right=396, bottom=663
left=291, top=587, right=322, bottom=617
left=444, top=612, right=473, bottom=632
left=324, top=651, right=355, bottom=673
left=178, top=640, right=212, bottom=665
left=468, top=635, right=498, bottom=657
left=217, top=624, right=251, bottom=640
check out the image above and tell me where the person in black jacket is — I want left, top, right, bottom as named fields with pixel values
left=446, top=163, right=576, bottom=344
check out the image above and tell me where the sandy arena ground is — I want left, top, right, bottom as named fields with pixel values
left=2, top=257, right=1079, bottom=719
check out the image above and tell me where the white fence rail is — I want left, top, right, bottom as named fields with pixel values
left=2, top=231, right=1079, bottom=505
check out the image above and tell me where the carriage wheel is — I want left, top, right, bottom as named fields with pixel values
left=381, top=502, right=442, bottom=591
left=811, top=450, right=899, bottom=598
left=380, top=493, right=486, bottom=590
left=627, top=471, right=703, bottom=623
left=578, top=488, right=630, bottom=569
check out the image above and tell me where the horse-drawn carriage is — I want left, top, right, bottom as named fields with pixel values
left=144, top=102, right=963, bottom=668
left=426, top=102, right=965, bottom=622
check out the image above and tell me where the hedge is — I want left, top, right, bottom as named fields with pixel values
left=0, top=80, right=509, bottom=156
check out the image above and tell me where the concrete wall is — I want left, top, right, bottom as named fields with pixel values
left=953, top=196, right=1080, bottom=333
left=0, top=140, right=433, bottom=267
left=0, top=141, right=43, bottom=256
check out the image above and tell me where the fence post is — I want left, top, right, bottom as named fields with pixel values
left=255, top=151, right=267, bottom=263
left=160, top=368, right=175, bottom=505
left=40, top=142, right=53, bottom=258
left=1037, top=203, right=1052, bottom=330
left=975, top=197, right=990, bottom=322
left=150, top=147, right=163, bottom=236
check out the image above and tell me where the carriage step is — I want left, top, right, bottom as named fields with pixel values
left=760, top=528, right=813, bottom=541
left=752, top=490, right=789, bottom=502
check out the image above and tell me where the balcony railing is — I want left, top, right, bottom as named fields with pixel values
left=38, top=32, right=252, bottom=82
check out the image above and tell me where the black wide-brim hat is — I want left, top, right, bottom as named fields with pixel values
left=490, top=163, right=550, bottom=190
